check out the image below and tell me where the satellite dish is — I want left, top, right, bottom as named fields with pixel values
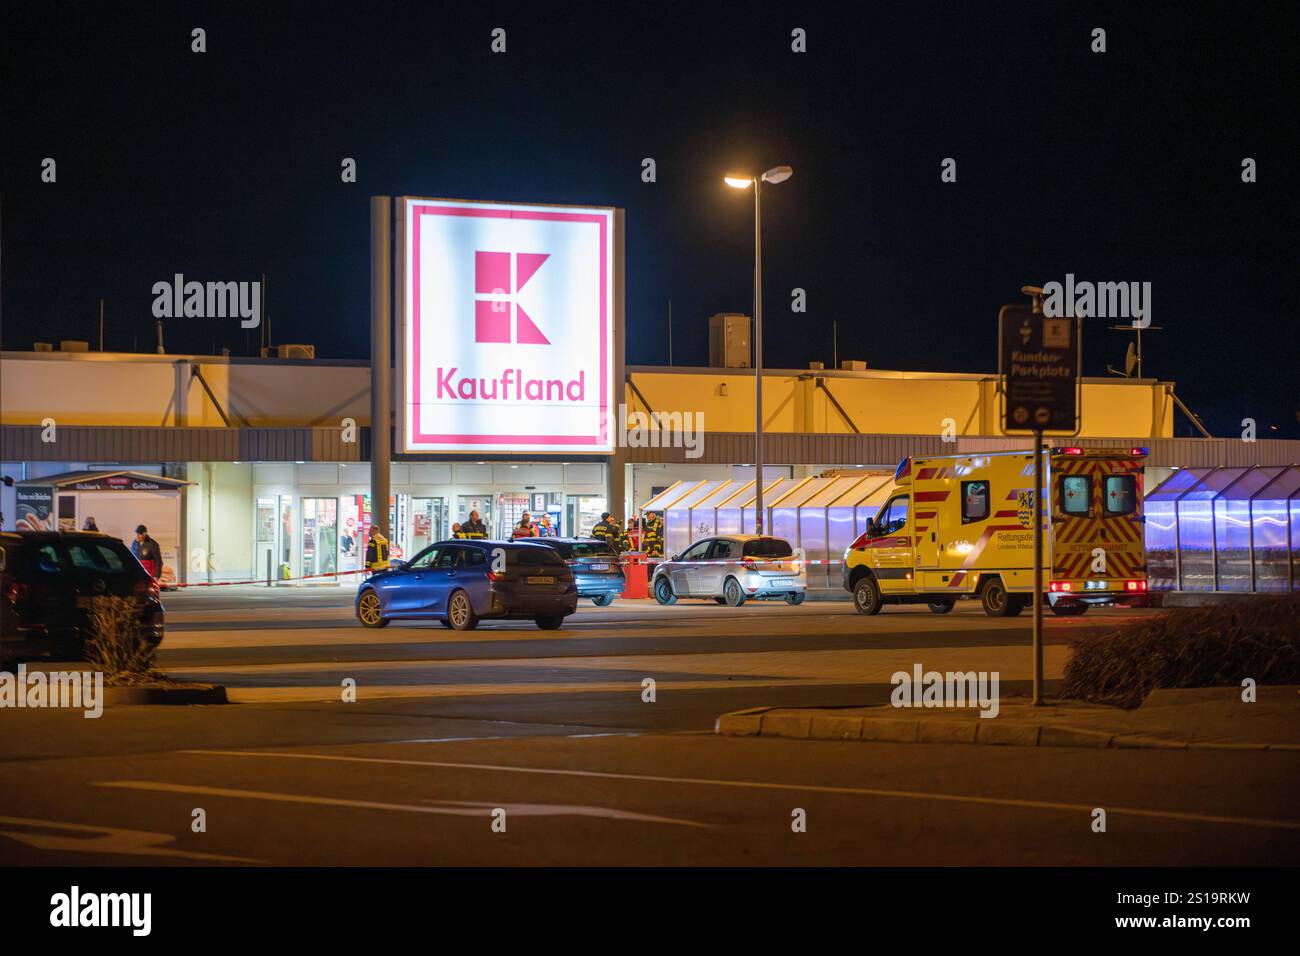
left=1124, top=342, right=1137, bottom=377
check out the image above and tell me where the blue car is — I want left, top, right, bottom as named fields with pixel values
left=530, top=537, right=625, bottom=606
left=355, top=539, right=578, bottom=631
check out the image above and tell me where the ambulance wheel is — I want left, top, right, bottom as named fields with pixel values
left=980, top=579, right=1016, bottom=617
left=723, top=577, right=747, bottom=607
left=853, top=576, right=882, bottom=616
left=591, top=593, right=614, bottom=607
left=1051, top=603, right=1088, bottom=617
left=653, top=576, right=677, bottom=605
left=927, top=599, right=955, bottom=614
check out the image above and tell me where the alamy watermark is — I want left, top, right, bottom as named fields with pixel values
left=1042, top=273, right=1151, bottom=328
left=0, top=664, right=103, bottom=718
left=151, top=273, right=261, bottom=328
left=617, top=403, right=703, bottom=458
left=50, top=886, right=151, bottom=936
left=891, top=663, right=1000, bottom=718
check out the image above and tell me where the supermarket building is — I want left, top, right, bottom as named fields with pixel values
left=3, top=347, right=1295, bottom=587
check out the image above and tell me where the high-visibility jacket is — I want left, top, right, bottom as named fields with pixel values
left=592, top=520, right=622, bottom=551
left=511, top=524, right=538, bottom=539
left=458, top=520, right=488, bottom=539
left=642, top=517, right=664, bottom=557
left=365, top=535, right=390, bottom=570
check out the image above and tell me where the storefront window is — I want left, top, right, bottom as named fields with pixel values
left=279, top=495, right=293, bottom=580
left=567, top=495, right=606, bottom=539
left=302, top=497, right=337, bottom=578
left=256, top=496, right=277, bottom=581
left=411, top=497, right=446, bottom=553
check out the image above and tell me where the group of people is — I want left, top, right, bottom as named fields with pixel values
left=508, top=511, right=556, bottom=539
left=589, top=511, right=664, bottom=556
left=356, top=507, right=666, bottom=577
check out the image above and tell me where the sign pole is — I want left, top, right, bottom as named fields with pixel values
left=370, top=196, right=392, bottom=541
left=1032, top=427, right=1044, bottom=706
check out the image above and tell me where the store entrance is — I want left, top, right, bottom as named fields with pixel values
left=495, top=492, right=565, bottom=537
left=411, top=497, right=446, bottom=553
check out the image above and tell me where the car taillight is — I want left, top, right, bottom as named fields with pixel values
left=741, top=559, right=758, bottom=570
left=134, top=578, right=161, bottom=600
left=487, top=570, right=504, bottom=582
left=1049, top=581, right=1072, bottom=592
left=791, top=560, right=803, bottom=574
left=5, top=581, right=30, bottom=603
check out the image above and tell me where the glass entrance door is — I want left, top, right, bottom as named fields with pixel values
left=411, top=497, right=446, bottom=553
left=302, top=497, right=338, bottom=579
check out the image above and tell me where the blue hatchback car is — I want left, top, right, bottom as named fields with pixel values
left=355, top=539, right=578, bottom=631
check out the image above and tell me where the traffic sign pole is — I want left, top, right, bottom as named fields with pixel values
left=1032, top=428, right=1044, bottom=706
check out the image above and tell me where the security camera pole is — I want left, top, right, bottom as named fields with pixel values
left=725, top=165, right=792, bottom=534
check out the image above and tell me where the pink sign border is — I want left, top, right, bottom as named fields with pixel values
left=409, top=203, right=610, bottom=449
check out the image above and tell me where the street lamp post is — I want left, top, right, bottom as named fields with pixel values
left=726, top=165, right=792, bottom=535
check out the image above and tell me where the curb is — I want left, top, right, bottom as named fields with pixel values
left=715, top=707, right=1297, bottom=752
left=104, top=684, right=228, bottom=706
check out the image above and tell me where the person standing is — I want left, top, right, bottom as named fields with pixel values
left=512, top=512, right=538, bottom=539
left=364, top=526, right=390, bottom=572
left=592, top=512, right=623, bottom=552
left=132, top=524, right=162, bottom=578
left=83, top=516, right=100, bottom=532
left=536, top=514, right=556, bottom=537
left=460, top=510, right=488, bottom=539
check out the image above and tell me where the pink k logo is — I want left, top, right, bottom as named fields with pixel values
left=474, top=251, right=550, bottom=344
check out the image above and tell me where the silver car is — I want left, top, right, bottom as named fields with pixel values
left=651, top=535, right=806, bottom=606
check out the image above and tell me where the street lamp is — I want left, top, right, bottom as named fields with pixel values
left=725, top=165, right=792, bottom=535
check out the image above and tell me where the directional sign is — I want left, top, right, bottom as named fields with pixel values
left=999, top=304, right=1081, bottom=434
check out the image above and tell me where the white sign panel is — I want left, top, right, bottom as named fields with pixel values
left=401, top=198, right=616, bottom=454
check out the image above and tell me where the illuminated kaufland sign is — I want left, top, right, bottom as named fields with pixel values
left=399, top=197, right=617, bottom=454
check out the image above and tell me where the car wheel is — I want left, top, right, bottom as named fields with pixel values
left=723, top=577, right=746, bottom=607
left=1051, top=603, right=1088, bottom=617
left=445, top=589, right=478, bottom=631
left=357, top=591, right=389, bottom=628
left=927, top=599, right=955, bottom=614
left=713, top=596, right=727, bottom=605
left=853, top=576, right=882, bottom=615
left=535, top=615, right=564, bottom=630
left=591, top=593, right=614, bottom=607
left=653, top=576, right=677, bottom=605
left=980, top=579, right=1016, bottom=617
left=785, top=591, right=806, bottom=605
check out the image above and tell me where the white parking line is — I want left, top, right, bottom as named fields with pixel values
left=181, top=749, right=1300, bottom=831
left=93, top=781, right=711, bottom=828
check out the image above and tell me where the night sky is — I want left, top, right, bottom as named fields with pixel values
left=2, top=1, right=1296, bottom=437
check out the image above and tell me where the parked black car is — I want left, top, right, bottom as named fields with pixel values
left=531, top=537, right=626, bottom=606
left=0, top=531, right=164, bottom=664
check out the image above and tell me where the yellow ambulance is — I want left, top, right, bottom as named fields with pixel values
left=841, top=447, right=1148, bottom=616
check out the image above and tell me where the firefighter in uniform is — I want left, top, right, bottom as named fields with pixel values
left=642, top=512, right=664, bottom=558
left=459, top=510, right=488, bottom=539
left=365, top=527, right=390, bottom=572
left=591, top=512, right=622, bottom=551
left=621, top=514, right=641, bottom=553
